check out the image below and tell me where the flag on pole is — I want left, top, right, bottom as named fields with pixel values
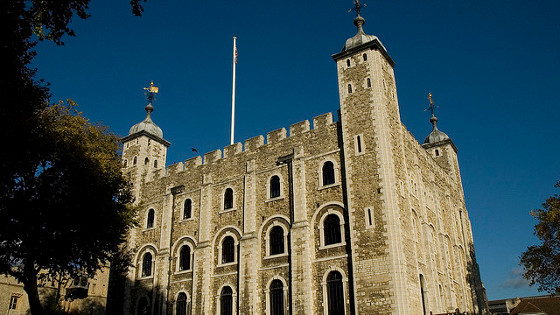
left=234, top=41, right=238, bottom=64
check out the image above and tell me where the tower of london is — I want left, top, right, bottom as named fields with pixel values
left=120, top=8, right=487, bottom=315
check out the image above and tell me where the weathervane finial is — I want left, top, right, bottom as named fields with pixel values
left=144, top=80, right=159, bottom=106
left=426, top=92, right=438, bottom=117
left=349, top=0, right=366, bottom=17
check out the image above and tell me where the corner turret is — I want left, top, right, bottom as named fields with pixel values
left=422, top=93, right=457, bottom=153
left=121, top=81, right=169, bottom=200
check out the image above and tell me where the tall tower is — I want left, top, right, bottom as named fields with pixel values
left=332, top=3, right=486, bottom=314
left=121, top=81, right=170, bottom=202
left=333, top=5, right=406, bottom=314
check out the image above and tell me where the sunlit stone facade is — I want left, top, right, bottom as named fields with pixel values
left=120, top=13, right=487, bottom=315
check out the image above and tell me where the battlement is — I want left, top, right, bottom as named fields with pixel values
left=163, top=112, right=337, bottom=176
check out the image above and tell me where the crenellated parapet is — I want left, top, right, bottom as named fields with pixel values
left=159, top=112, right=337, bottom=178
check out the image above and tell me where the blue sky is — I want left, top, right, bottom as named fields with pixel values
left=32, top=0, right=560, bottom=300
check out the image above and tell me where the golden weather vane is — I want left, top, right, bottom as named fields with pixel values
left=426, top=92, right=439, bottom=117
left=144, top=80, right=159, bottom=105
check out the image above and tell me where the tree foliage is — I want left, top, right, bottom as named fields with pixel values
left=0, top=102, right=136, bottom=314
left=521, top=182, right=560, bottom=294
left=1, top=1, right=146, bottom=313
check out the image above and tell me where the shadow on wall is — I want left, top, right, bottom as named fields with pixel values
left=106, top=248, right=132, bottom=315
left=106, top=247, right=165, bottom=315
left=465, top=242, right=490, bottom=315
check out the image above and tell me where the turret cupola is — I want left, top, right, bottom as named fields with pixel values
left=122, top=81, right=170, bottom=147
left=128, top=103, right=164, bottom=139
left=332, top=0, right=393, bottom=66
left=422, top=93, right=457, bottom=152
left=423, top=115, right=450, bottom=145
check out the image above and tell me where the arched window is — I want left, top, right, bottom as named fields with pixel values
left=224, top=188, right=234, bottom=210
left=141, top=253, right=152, bottom=277
left=270, top=280, right=284, bottom=315
left=270, top=175, right=281, bottom=198
left=347, top=84, right=352, bottom=94
left=346, top=59, right=350, bottom=67
left=144, top=157, right=149, bottom=165
left=124, top=160, right=128, bottom=167
left=154, top=160, right=158, bottom=168
left=176, top=293, right=187, bottom=315
left=269, top=226, right=285, bottom=255
left=137, top=297, right=150, bottom=315
left=146, top=209, right=155, bottom=229
left=326, top=271, right=344, bottom=315
left=324, top=214, right=342, bottom=246
left=362, top=53, right=368, bottom=61
left=366, top=78, right=371, bottom=88
left=322, top=161, right=335, bottom=186
left=179, top=245, right=191, bottom=271
left=221, top=236, right=235, bottom=264
left=184, top=199, right=192, bottom=219
left=220, top=286, right=233, bottom=315
left=133, top=156, right=137, bottom=165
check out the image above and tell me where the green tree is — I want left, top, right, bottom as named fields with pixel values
left=0, top=102, right=136, bottom=315
left=1, top=1, right=146, bottom=313
left=521, top=182, right=560, bottom=294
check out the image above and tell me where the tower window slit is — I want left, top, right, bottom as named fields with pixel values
left=346, top=59, right=350, bottom=67
left=366, top=78, right=371, bottom=88
left=363, top=53, right=367, bottom=61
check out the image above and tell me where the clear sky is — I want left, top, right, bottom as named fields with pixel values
left=31, top=0, right=560, bottom=300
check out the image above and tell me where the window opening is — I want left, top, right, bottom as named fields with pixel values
left=154, top=160, right=158, bottom=168
left=184, top=199, right=192, bottom=219
left=270, top=175, right=281, bottom=198
left=270, top=280, right=284, bottom=315
left=220, top=286, right=233, bottom=315
left=420, top=274, right=428, bottom=315
left=322, top=161, right=335, bottom=186
left=124, top=160, right=128, bottom=167
left=367, top=208, right=373, bottom=227
left=327, top=271, right=345, bottom=315
left=147, top=209, right=155, bottom=228
left=347, top=84, right=352, bottom=94
left=9, top=296, right=18, bottom=310
left=366, top=78, right=371, bottom=88
left=362, top=53, right=367, bottom=61
left=324, top=214, right=342, bottom=245
left=356, top=135, right=362, bottom=153
left=435, top=149, right=440, bottom=156
left=346, top=59, right=350, bottom=67
left=269, top=226, right=285, bottom=255
left=224, top=188, right=234, bottom=210
left=142, top=253, right=152, bottom=277
left=222, top=236, right=235, bottom=264
left=176, top=293, right=187, bottom=315
left=144, top=157, right=149, bottom=165
left=133, top=156, right=137, bottom=165
left=179, top=245, right=190, bottom=271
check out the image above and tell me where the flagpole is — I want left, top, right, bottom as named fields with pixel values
left=230, top=36, right=237, bottom=145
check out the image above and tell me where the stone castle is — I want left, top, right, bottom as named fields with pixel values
left=119, top=8, right=487, bottom=315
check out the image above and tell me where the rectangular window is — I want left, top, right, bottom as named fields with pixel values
left=355, top=134, right=365, bottom=155
left=9, top=295, right=18, bottom=310
left=365, top=207, right=374, bottom=228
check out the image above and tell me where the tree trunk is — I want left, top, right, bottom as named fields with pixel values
left=22, top=263, right=45, bottom=315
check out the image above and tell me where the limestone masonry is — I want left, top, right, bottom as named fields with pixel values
left=120, top=12, right=487, bottom=315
